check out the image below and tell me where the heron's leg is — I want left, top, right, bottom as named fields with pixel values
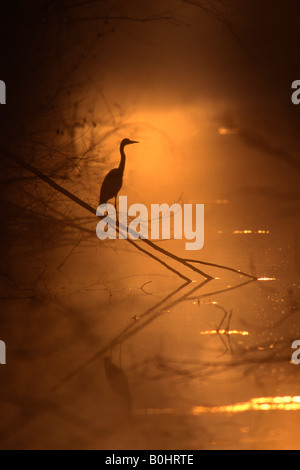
left=226, top=311, right=234, bottom=355
left=216, top=310, right=227, bottom=333
left=216, top=309, right=228, bottom=356
left=226, top=310, right=233, bottom=332
left=115, top=196, right=119, bottom=225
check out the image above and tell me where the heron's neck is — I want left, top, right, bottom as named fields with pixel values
left=118, top=145, right=126, bottom=174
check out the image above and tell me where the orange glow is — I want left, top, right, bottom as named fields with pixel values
left=233, top=230, right=270, bottom=235
left=199, top=329, right=249, bottom=336
left=135, top=397, right=300, bottom=416
left=188, top=200, right=228, bottom=205
left=218, top=128, right=240, bottom=135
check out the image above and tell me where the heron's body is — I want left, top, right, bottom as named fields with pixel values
left=100, top=168, right=123, bottom=206
left=104, top=356, right=132, bottom=416
left=99, top=138, right=139, bottom=207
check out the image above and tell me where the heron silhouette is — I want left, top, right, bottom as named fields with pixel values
left=99, top=138, right=139, bottom=210
left=103, top=356, right=132, bottom=417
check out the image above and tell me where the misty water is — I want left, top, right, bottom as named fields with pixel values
left=0, top=0, right=300, bottom=450
left=1, top=121, right=299, bottom=450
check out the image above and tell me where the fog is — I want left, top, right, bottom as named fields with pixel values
left=0, top=0, right=299, bottom=450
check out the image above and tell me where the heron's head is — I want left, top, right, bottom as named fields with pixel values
left=121, top=138, right=139, bottom=148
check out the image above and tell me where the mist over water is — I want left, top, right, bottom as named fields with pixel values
left=0, top=0, right=299, bottom=450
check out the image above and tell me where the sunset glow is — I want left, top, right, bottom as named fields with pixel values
left=135, top=397, right=300, bottom=416
left=1, top=0, right=299, bottom=452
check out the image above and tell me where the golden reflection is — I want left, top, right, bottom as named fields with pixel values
left=199, top=329, right=249, bottom=336
left=136, top=397, right=300, bottom=416
left=192, top=397, right=300, bottom=415
left=258, top=277, right=276, bottom=281
left=233, top=230, right=270, bottom=235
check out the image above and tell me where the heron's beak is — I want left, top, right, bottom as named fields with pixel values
left=130, top=141, right=139, bottom=145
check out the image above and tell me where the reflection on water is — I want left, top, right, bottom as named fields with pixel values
left=199, top=329, right=249, bottom=336
left=1, top=133, right=298, bottom=450
left=136, top=397, right=300, bottom=416
left=1, top=0, right=300, bottom=452
left=193, top=397, right=300, bottom=414
left=233, top=230, right=270, bottom=235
